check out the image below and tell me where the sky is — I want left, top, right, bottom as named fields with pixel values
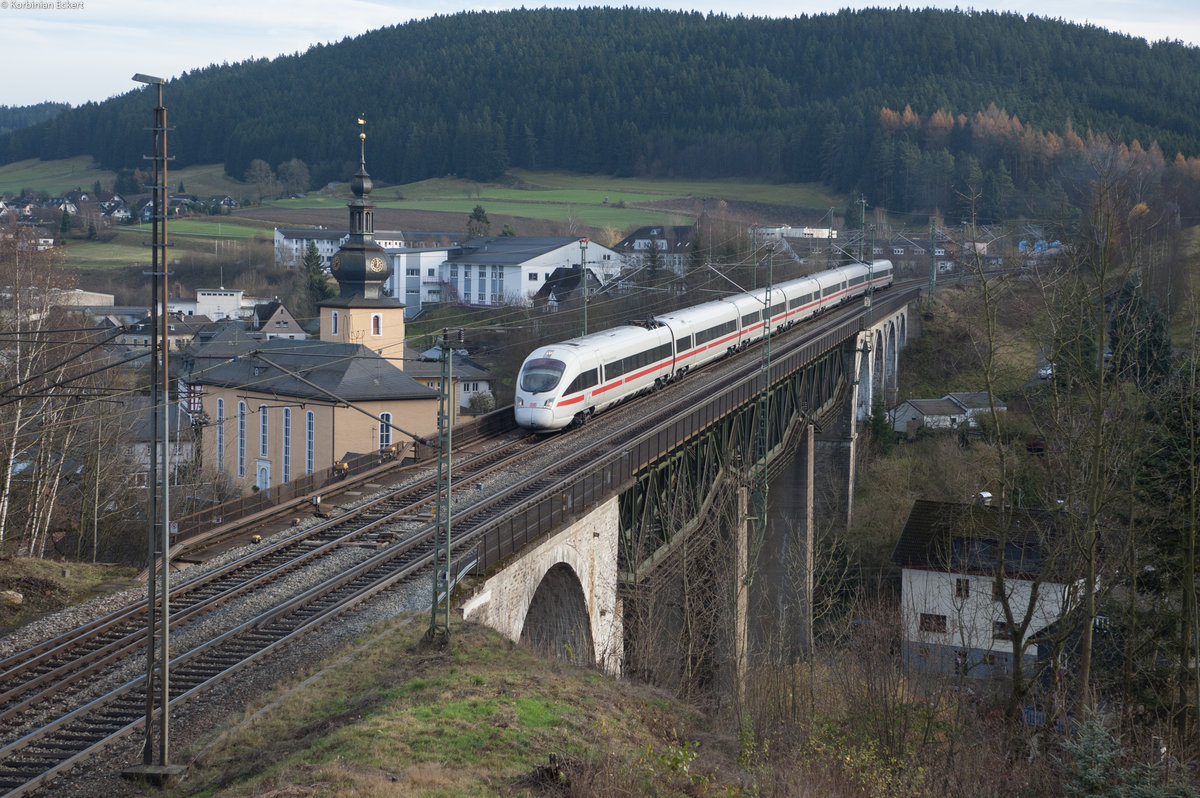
left=1, top=0, right=1197, bottom=108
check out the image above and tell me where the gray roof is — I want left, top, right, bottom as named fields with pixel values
left=891, top=499, right=1058, bottom=578
left=403, top=345, right=491, bottom=381
left=900, top=398, right=965, bottom=417
left=185, top=337, right=436, bottom=402
left=275, top=228, right=347, bottom=241
left=450, top=236, right=583, bottom=267
left=945, top=392, right=1003, bottom=411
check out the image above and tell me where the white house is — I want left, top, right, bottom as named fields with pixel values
left=892, top=392, right=1005, bottom=435
left=892, top=499, right=1070, bottom=679
left=387, top=246, right=458, bottom=313
left=892, top=398, right=969, bottom=435
left=441, top=236, right=622, bottom=308
left=274, top=227, right=407, bottom=269
left=169, top=288, right=262, bottom=321
left=614, top=225, right=695, bottom=275
left=753, top=224, right=837, bottom=243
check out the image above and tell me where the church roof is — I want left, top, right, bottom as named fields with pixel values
left=185, top=337, right=436, bottom=402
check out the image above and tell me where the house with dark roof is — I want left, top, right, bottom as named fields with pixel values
left=442, top=236, right=622, bottom=308
left=613, top=225, right=695, bottom=275
left=248, top=301, right=303, bottom=340
left=892, top=499, right=1071, bottom=680
left=184, top=337, right=437, bottom=494
left=892, top=392, right=1006, bottom=435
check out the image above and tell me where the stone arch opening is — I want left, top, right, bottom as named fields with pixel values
left=884, top=318, right=899, bottom=399
left=872, top=329, right=885, bottom=398
left=520, top=562, right=595, bottom=666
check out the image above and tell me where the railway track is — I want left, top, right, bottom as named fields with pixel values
left=0, top=433, right=544, bottom=796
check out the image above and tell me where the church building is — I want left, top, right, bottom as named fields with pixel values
left=186, top=126, right=438, bottom=495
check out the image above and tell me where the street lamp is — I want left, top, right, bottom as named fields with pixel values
left=123, top=72, right=185, bottom=787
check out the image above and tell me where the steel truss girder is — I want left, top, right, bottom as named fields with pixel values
left=620, top=346, right=848, bottom=583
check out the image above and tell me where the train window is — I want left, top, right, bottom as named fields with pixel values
left=741, top=311, right=760, bottom=327
left=520, top=358, right=566, bottom=393
left=823, top=284, right=837, bottom=297
left=565, top=368, right=598, bottom=394
left=769, top=302, right=785, bottom=317
left=676, top=335, right=692, bottom=352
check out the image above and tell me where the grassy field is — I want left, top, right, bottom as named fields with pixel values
left=271, top=169, right=842, bottom=231
left=366, top=170, right=840, bottom=213
left=0, top=158, right=247, bottom=199
left=59, top=238, right=152, bottom=270
left=119, top=218, right=269, bottom=239
left=176, top=617, right=736, bottom=797
left=62, top=221, right=272, bottom=270
left=0, top=157, right=114, bottom=196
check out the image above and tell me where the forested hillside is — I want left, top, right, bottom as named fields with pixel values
left=0, top=102, right=70, bottom=136
left=6, top=7, right=1200, bottom=221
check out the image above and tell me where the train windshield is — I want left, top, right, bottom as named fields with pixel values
left=520, top=358, right=566, bottom=393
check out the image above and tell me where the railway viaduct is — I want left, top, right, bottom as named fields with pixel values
left=461, top=287, right=917, bottom=675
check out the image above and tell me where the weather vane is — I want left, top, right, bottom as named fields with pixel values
left=357, top=114, right=366, bottom=164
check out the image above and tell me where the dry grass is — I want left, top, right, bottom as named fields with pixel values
left=179, top=618, right=745, bottom=798
left=0, top=556, right=138, bottom=633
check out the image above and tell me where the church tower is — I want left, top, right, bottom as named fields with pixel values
left=319, top=118, right=405, bottom=361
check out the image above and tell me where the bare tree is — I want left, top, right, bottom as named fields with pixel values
left=276, top=158, right=310, bottom=197
left=244, top=159, right=278, bottom=204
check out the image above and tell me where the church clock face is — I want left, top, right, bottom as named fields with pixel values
left=368, top=256, right=386, bottom=273
left=331, top=255, right=342, bottom=272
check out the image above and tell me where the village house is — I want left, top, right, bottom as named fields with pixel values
left=892, top=498, right=1071, bottom=680
left=892, top=392, right=1006, bottom=436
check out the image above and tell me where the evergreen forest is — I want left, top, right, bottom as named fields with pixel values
left=6, top=7, right=1200, bottom=222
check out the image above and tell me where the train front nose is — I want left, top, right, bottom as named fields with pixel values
left=515, top=403, right=557, bottom=430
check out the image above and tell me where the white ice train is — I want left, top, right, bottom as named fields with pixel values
left=514, top=260, right=893, bottom=431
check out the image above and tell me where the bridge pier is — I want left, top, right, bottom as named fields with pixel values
left=461, top=496, right=623, bottom=673
left=754, top=423, right=816, bottom=662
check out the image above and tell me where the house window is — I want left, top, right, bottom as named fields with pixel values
left=331, top=310, right=339, bottom=335
left=955, top=578, right=970, bottom=599
left=259, top=404, right=268, bottom=457
left=427, top=268, right=435, bottom=277
left=281, top=407, right=291, bottom=483
left=919, top=613, right=948, bottom=633
left=993, top=621, right=1011, bottom=640
left=379, top=412, right=392, bottom=448
left=237, top=402, right=246, bottom=478
left=305, top=411, right=315, bottom=474
left=216, top=398, right=225, bottom=472
left=371, top=313, right=382, bottom=336
left=528, top=273, right=538, bottom=281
